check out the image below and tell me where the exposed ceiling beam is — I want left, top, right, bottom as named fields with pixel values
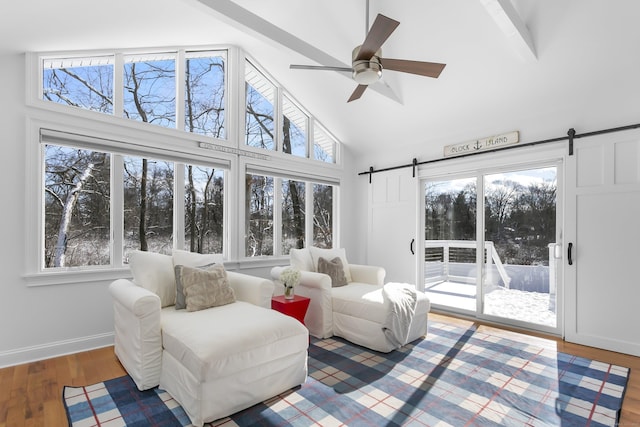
left=196, top=0, right=401, bottom=103
left=479, top=0, right=537, bottom=61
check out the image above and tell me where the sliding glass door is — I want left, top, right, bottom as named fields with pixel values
left=422, top=163, right=561, bottom=333
left=481, top=167, right=558, bottom=328
left=424, top=177, right=478, bottom=312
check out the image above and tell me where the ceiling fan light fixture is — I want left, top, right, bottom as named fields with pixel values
left=351, top=46, right=383, bottom=85
left=352, top=60, right=382, bottom=84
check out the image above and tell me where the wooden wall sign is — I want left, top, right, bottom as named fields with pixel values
left=443, top=131, right=519, bottom=157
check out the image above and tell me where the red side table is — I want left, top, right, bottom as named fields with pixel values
left=271, top=295, right=310, bottom=325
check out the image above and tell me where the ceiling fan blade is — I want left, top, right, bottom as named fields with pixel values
left=290, top=64, right=352, bottom=73
left=380, top=58, right=446, bottom=78
left=356, top=14, right=400, bottom=61
left=347, top=84, right=368, bottom=102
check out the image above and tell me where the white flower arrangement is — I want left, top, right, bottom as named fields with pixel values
left=281, top=267, right=301, bottom=289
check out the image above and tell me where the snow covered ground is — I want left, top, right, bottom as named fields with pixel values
left=425, top=282, right=557, bottom=328
left=483, top=288, right=556, bottom=327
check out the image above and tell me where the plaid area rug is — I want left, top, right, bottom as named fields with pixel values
left=64, top=322, right=630, bottom=426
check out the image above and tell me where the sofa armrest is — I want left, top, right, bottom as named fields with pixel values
left=349, top=264, right=386, bottom=286
left=227, top=271, right=274, bottom=309
left=109, top=279, right=162, bottom=391
left=271, top=266, right=333, bottom=339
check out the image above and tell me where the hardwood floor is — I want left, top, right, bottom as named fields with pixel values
left=0, top=314, right=638, bottom=426
left=0, top=347, right=126, bottom=427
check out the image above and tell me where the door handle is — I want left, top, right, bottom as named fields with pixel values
left=567, top=242, right=573, bottom=265
left=410, top=238, right=415, bottom=255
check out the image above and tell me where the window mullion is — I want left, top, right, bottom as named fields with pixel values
left=113, top=53, right=124, bottom=117
left=112, top=154, right=124, bottom=265
left=174, top=163, right=186, bottom=251
left=275, top=87, right=282, bottom=153
left=274, top=177, right=283, bottom=256
left=306, top=181, right=313, bottom=248
left=308, top=118, right=314, bottom=160
left=175, top=50, right=186, bottom=132
left=333, top=184, right=339, bottom=248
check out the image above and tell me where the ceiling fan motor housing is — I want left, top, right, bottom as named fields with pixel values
left=352, top=46, right=382, bottom=85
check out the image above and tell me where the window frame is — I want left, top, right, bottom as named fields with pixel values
left=240, top=158, right=339, bottom=260
left=25, top=119, right=235, bottom=285
left=30, top=47, right=231, bottom=144
left=241, top=55, right=341, bottom=166
left=24, top=46, right=343, bottom=285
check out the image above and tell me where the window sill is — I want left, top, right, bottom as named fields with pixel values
left=23, top=267, right=131, bottom=287
left=22, top=257, right=290, bottom=287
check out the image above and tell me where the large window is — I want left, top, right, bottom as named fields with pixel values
left=33, top=47, right=342, bottom=277
left=246, top=173, right=335, bottom=257
left=40, top=50, right=338, bottom=163
left=42, top=49, right=227, bottom=139
left=41, top=134, right=227, bottom=270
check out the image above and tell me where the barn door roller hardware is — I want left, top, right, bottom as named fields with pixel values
left=361, top=122, right=640, bottom=181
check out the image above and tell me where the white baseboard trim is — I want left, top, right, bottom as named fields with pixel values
left=0, top=332, right=115, bottom=368
left=566, top=332, right=640, bottom=358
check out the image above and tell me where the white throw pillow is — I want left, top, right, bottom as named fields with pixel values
left=309, top=247, right=352, bottom=282
left=172, top=249, right=224, bottom=268
left=129, top=250, right=176, bottom=307
left=290, top=248, right=314, bottom=272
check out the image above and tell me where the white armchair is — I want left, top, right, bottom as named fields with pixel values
left=271, top=247, right=430, bottom=353
left=110, top=250, right=308, bottom=426
left=272, top=263, right=385, bottom=339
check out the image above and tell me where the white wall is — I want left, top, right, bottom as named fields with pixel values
left=0, top=53, right=116, bottom=366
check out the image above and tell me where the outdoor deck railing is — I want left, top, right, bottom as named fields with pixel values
left=425, top=240, right=558, bottom=295
left=424, top=240, right=511, bottom=288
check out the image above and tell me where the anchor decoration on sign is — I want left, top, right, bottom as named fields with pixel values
left=443, top=131, right=519, bottom=158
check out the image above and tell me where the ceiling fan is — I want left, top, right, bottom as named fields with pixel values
left=290, top=5, right=446, bottom=102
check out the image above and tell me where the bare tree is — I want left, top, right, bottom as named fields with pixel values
left=282, top=116, right=305, bottom=250
left=45, top=148, right=109, bottom=267
left=123, top=60, right=175, bottom=250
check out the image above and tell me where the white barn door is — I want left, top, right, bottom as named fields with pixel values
left=368, top=170, right=418, bottom=285
left=565, top=129, right=640, bottom=356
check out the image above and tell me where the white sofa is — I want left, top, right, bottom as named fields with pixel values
left=109, top=249, right=308, bottom=427
left=271, top=247, right=430, bottom=353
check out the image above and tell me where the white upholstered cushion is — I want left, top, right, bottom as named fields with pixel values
left=309, top=247, right=352, bottom=282
left=332, top=283, right=387, bottom=323
left=160, top=301, right=308, bottom=382
left=289, top=248, right=314, bottom=272
left=331, top=283, right=431, bottom=324
left=172, top=248, right=224, bottom=268
left=129, top=250, right=176, bottom=307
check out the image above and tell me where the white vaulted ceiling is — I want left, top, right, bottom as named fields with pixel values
left=3, top=0, right=640, bottom=157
